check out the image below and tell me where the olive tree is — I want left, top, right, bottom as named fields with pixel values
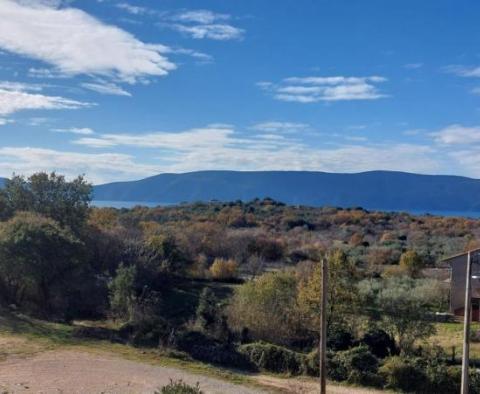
left=0, top=212, right=84, bottom=316
left=357, top=277, right=445, bottom=353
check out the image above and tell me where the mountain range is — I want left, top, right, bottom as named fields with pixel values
left=2, top=171, right=479, bottom=211
left=92, top=170, right=480, bottom=211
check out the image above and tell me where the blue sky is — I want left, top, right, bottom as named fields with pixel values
left=1, top=0, right=480, bottom=183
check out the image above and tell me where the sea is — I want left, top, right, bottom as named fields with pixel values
left=91, top=200, right=480, bottom=219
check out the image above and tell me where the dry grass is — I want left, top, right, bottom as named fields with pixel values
left=428, top=322, right=480, bottom=360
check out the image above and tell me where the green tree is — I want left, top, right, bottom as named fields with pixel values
left=145, top=234, right=188, bottom=274
left=1, top=172, right=92, bottom=232
left=297, top=249, right=358, bottom=331
left=357, top=277, right=443, bottom=353
left=0, top=212, right=84, bottom=316
left=399, top=250, right=424, bottom=277
left=227, top=271, right=301, bottom=345
left=109, top=263, right=137, bottom=321
left=196, top=288, right=218, bottom=332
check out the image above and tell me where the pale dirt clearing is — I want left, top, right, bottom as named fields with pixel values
left=0, top=350, right=265, bottom=394
left=0, top=348, right=388, bottom=394
left=255, top=375, right=388, bottom=394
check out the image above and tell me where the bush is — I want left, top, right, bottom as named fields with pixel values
left=118, top=317, right=170, bottom=347
left=238, top=341, right=305, bottom=375
left=209, top=258, right=238, bottom=281
left=156, top=379, right=203, bottom=394
left=328, top=346, right=382, bottom=387
left=109, top=263, right=136, bottom=321
left=360, top=328, right=397, bottom=358
left=379, top=356, right=426, bottom=392
left=227, top=271, right=302, bottom=346
left=380, top=351, right=480, bottom=394
left=327, top=325, right=354, bottom=351
left=303, top=349, right=319, bottom=376
left=175, top=330, right=252, bottom=369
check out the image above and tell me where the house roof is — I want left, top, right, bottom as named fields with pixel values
left=440, top=248, right=480, bottom=263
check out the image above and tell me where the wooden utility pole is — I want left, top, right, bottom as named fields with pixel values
left=320, top=258, right=328, bottom=394
left=461, top=251, right=472, bottom=394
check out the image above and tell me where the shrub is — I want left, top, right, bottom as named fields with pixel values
left=109, top=263, right=136, bottom=321
left=327, top=325, right=354, bottom=351
left=209, top=258, right=238, bottom=280
left=328, top=346, right=382, bottom=387
left=118, top=316, right=170, bottom=347
left=227, top=271, right=302, bottom=346
left=360, top=328, right=397, bottom=358
left=156, top=379, right=203, bottom=394
left=379, top=356, right=426, bottom=392
left=238, top=341, right=305, bottom=375
left=303, top=349, right=319, bottom=376
left=175, top=330, right=252, bottom=369
left=195, top=288, right=217, bottom=332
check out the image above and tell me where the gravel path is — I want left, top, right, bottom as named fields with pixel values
left=0, top=350, right=266, bottom=394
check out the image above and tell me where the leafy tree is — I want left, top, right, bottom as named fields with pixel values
left=145, top=234, right=188, bottom=274
left=196, top=288, right=218, bottom=332
left=297, top=249, right=358, bottom=331
left=399, top=250, right=424, bottom=277
left=228, top=271, right=302, bottom=345
left=1, top=172, right=92, bottom=232
left=109, top=263, right=137, bottom=320
left=357, top=277, right=444, bottom=353
left=0, top=212, right=84, bottom=316
left=209, top=258, right=238, bottom=280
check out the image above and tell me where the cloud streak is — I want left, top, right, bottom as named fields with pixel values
left=259, top=76, right=388, bottom=103
left=431, top=124, right=480, bottom=145
left=0, top=147, right=159, bottom=184
left=0, top=81, right=92, bottom=116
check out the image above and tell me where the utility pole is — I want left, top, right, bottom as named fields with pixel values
left=461, top=251, right=472, bottom=394
left=320, top=258, right=328, bottom=394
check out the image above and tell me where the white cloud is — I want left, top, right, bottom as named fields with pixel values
left=172, top=10, right=230, bottom=24
left=9, top=122, right=480, bottom=180
left=0, top=82, right=92, bottom=115
left=430, top=124, right=480, bottom=145
left=53, top=127, right=95, bottom=135
left=74, top=125, right=236, bottom=149
left=69, top=125, right=441, bottom=177
left=444, top=65, right=480, bottom=78
left=167, top=48, right=213, bottom=64
left=168, top=23, right=244, bottom=41
left=0, top=118, right=14, bottom=126
left=0, top=0, right=176, bottom=83
left=81, top=81, right=132, bottom=96
left=260, top=76, right=388, bottom=103
left=0, top=147, right=159, bottom=184
left=162, top=9, right=243, bottom=41
left=28, top=68, right=69, bottom=79
left=251, top=122, right=310, bottom=133
left=0, top=81, right=43, bottom=92
left=116, top=2, right=151, bottom=15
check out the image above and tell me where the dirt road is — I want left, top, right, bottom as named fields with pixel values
left=0, top=350, right=264, bottom=394
left=0, top=349, right=386, bottom=394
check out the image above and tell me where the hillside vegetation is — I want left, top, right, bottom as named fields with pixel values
left=1, top=172, right=480, bottom=393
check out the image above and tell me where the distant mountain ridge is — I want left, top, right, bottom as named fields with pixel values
left=92, top=170, right=480, bottom=211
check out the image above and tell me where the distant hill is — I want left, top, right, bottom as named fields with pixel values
left=0, top=178, right=6, bottom=188
left=93, top=170, right=480, bottom=211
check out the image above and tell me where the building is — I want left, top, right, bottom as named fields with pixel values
left=441, top=249, right=480, bottom=322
